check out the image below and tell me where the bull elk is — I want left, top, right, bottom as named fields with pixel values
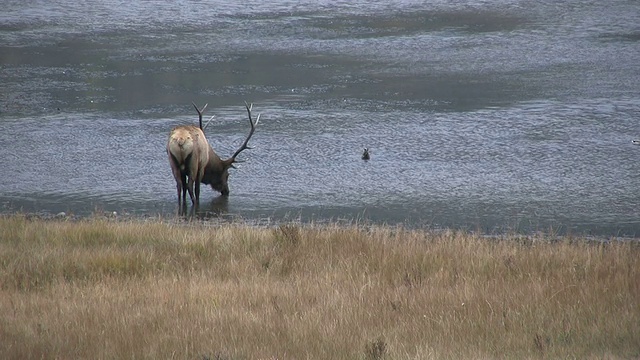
left=167, top=102, right=260, bottom=207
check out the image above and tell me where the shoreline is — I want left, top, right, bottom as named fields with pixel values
left=2, top=210, right=638, bottom=243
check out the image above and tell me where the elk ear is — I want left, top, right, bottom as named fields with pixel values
left=221, top=158, right=235, bottom=171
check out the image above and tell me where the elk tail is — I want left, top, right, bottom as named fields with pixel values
left=168, top=134, right=195, bottom=168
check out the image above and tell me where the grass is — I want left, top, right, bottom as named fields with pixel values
left=0, top=214, right=639, bottom=359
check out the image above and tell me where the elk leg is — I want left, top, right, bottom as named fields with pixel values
left=169, top=154, right=187, bottom=207
left=175, top=182, right=182, bottom=207
left=187, top=177, right=196, bottom=205
left=180, top=173, right=188, bottom=206
left=194, top=180, right=201, bottom=205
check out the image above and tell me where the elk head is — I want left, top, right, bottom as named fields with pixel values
left=201, top=102, right=260, bottom=196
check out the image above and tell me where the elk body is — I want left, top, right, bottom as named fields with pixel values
left=167, top=102, right=260, bottom=206
left=167, top=124, right=210, bottom=207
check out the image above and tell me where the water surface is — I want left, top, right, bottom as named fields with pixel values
left=1, top=0, right=639, bottom=235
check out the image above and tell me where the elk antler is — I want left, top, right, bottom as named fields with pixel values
left=226, top=101, right=260, bottom=167
left=203, top=115, right=215, bottom=131
left=192, top=102, right=208, bottom=130
left=192, top=102, right=216, bottom=131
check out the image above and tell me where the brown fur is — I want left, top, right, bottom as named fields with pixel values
left=200, top=146, right=232, bottom=196
left=167, top=125, right=210, bottom=206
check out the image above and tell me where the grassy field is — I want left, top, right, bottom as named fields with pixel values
left=0, top=214, right=638, bottom=359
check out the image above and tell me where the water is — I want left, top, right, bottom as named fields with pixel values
left=1, top=0, right=639, bottom=236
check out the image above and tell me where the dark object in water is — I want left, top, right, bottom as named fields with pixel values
left=362, top=148, right=370, bottom=160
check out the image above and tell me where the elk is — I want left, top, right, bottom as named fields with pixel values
left=167, top=102, right=260, bottom=206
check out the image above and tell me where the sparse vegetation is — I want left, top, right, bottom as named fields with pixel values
left=1, top=214, right=638, bottom=359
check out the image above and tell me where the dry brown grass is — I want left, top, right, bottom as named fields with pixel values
left=1, top=214, right=639, bottom=359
